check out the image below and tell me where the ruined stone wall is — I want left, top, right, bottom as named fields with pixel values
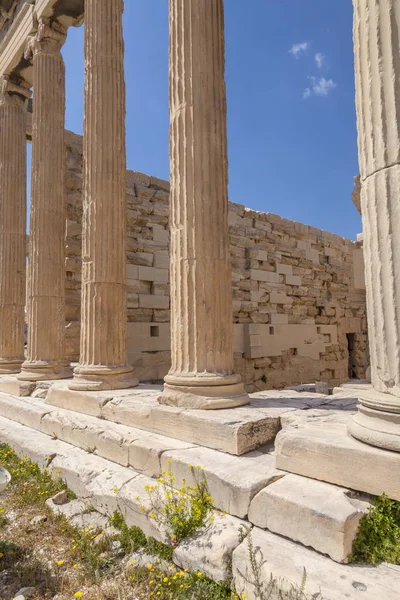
left=64, top=131, right=368, bottom=392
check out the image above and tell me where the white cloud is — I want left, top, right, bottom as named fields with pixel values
left=289, top=41, right=310, bottom=59
left=315, top=53, right=325, bottom=69
left=303, top=77, right=337, bottom=99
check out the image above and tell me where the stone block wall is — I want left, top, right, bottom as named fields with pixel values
left=63, top=131, right=368, bottom=392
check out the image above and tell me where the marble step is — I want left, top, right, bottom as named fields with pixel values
left=43, top=381, right=351, bottom=455
left=0, top=415, right=245, bottom=583
left=275, top=420, right=400, bottom=501
left=0, top=391, right=283, bottom=518
left=232, top=527, right=400, bottom=600
left=45, top=382, right=284, bottom=455
left=248, top=473, right=370, bottom=563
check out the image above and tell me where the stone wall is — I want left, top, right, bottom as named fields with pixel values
left=64, top=131, right=368, bottom=392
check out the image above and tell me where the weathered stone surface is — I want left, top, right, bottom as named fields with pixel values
left=70, top=0, right=137, bottom=392
left=0, top=392, right=55, bottom=430
left=349, top=0, right=400, bottom=451
left=232, top=528, right=400, bottom=600
left=46, top=384, right=281, bottom=454
left=276, top=421, right=400, bottom=501
left=160, top=0, right=249, bottom=409
left=173, top=513, right=247, bottom=582
left=20, top=21, right=70, bottom=382
left=161, top=448, right=283, bottom=518
left=0, top=78, right=29, bottom=375
left=248, top=473, right=369, bottom=563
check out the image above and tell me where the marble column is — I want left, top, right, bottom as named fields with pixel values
left=158, top=0, right=249, bottom=409
left=349, top=0, right=400, bottom=451
left=19, top=20, right=71, bottom=381
left=0, top=78, right=30, bottom=374
left=69, top=0, right=137, bottom=391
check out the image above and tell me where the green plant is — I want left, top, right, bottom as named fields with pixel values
left=140, top=464, right=214, bottom=545
left=0, top=506, right=9, bottom=528
left=126, top=563, right=236, bottom=600
left=0, top=444, right=71, bottom=508
left=110, top=510, right=174, bottom=561
left=350, top=493, right=400, bottom=565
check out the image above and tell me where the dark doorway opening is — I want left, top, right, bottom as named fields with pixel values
left=347, top=333, right=357, bottom=379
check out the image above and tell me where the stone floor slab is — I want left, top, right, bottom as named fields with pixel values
left=248, top=473, right=370, bottom=562
left=232, top=527, right=400, bottom=600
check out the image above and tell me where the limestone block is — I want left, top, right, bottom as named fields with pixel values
left=232, top=528, right=400, bottom=600
left=153, top=254, right=170, bottom=269
left=173, top=513, right=247, bottom=582
left=139, top=295, right=169, bottom=310
left=161, top=448, right=284, bottom=518
left=269, top=292, right=293, bottom=305
left=353, top=247, right=365, bottom=290
left=128, top=252, right=154, bottom=267
left=151, top=225, right=169, bottom=243
left=276, top=263, right=293, bottom=275
left=138, top=266, right=168, bottom=283
left=126, top=264, right=139, bottom=280
left=254, top=250, right=269, bottom=261
left=152, top=283, right=170, bottom=296
left=269, top=313, right=288, bottom=325
left=285, top=274, right=301, bottom=286
left=249, top=269, right=280, bottom=283
left=248, top=474, right=369, bottom=563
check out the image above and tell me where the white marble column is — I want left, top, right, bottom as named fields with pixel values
left=349, top=0, right=400, bottom=451
left=158, top=0, right=249, bottom=409
left=0, top=78, right=30, bottom=374
left=69, top=0, right=137, bottom=391
left=19, top=20, right=71, bottom=381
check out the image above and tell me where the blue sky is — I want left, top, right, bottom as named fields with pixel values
left=56, top=0, right=361, bottom=240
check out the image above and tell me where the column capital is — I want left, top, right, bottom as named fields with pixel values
left=0, top=77, right=31, bottom=107
left=24, top=18, right=66, bottom=60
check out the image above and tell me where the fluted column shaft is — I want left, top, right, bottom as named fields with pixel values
left=69, top=0, right=136, bottom=391
left=0, top=78, right=30, bottom=373
left=19, top=20, right=71, bottom=381
left=349, top=0, right=400, bottom=451
left=159, top=0, right=248, bottom=409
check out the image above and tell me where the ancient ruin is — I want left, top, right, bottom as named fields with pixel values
left=0, top=0, right=399, bottom=598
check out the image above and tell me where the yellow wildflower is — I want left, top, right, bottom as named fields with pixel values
left=74, top=593, right=83, bottom=598
left=57, top=560, right=64, bottom=566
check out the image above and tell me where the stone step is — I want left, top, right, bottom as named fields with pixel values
left=0, top=392, right=283, bottom=518
left=232, top=527, right=400, bottom=600
left=275, top=420, right=400, bottom=501
left=0, top=414, right=246, bottom=583
left=248, top=473, right=370, bottom=563
left=43, top=380, right=352, bottom=455
left=45, top=382, right=285, bottom=455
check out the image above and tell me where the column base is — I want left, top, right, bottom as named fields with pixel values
left=0, top=359, right=24, bottom=375
left=159, top=374, right=250, bottom=410
left=18, top=360, right=72, bottom=382
left=348, top=389, right=400, bottom=453
left=69, top=364, right=138, bottom=392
